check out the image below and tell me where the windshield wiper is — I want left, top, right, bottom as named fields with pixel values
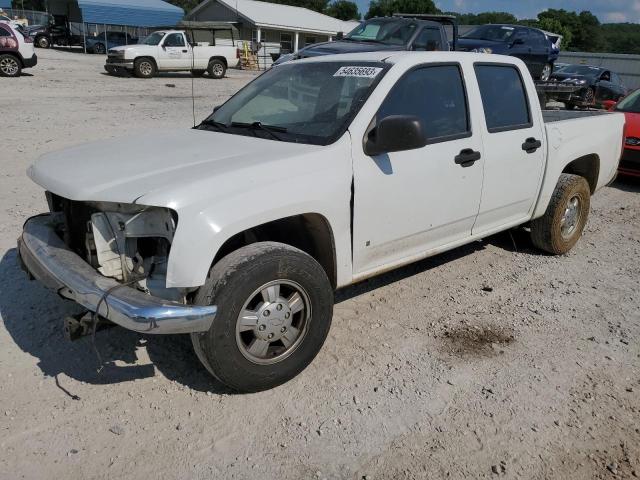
left=230, top=121, right=287, bottom=141
left=199, top=119, right=230, bottom=131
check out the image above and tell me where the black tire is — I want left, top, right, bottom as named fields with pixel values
left=0, top=54, right=21, bottom=77
left=207, top=59, right=226, bottom=79
left=35, top=35, right=50, bottom=49
left=133, top=57, right=156, bottom=78
left=191, top=70, right=206, bottom=77
left=191, top=241, right=334, bottom=392
left=93, top=42, right=106, bottom=54
left=531, top=173, right=591, bottom=255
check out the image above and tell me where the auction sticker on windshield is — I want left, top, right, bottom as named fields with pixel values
left=334, top=66, right=383, bottom=78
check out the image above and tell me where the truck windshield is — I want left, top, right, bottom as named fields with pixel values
left=201, top=61, right=388, bottom=145
left=615, top=89, right=640, bottom=113
left=462, top=25, right=516, bottom=42
left=345, top=19, right=417, bottom=46
left=141, top=31, right=165, bottom=45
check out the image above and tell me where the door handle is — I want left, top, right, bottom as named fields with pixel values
left=454, top=149, right=481, bottom=167
left=522, top=137, right=542, bottom=153
left=182, top=49, right=188, bottom=53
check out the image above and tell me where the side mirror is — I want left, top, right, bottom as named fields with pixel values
left=364, top=115, right=427, bottom=156
left=336, top=32, right=344, bottom=40
left=602, top=100, right=617, bottom=111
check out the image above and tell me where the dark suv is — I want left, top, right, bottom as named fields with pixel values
left=457, top=24, right=558, bottom=81
left=273, top=15, right=456, bottom=65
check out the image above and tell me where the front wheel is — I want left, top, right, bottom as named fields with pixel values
left=191, top=242, right=334, bottom=392
left=93, top=42, right=106, bottom=54
left=0, top=54, right=21, bottom=77
left=133, top=58, right=156, bottom=78
left=36, top=35, right=50, bottom=49
left=531, top=173, right=591, bottom=255
left=207, top=59, right=226, bottom=79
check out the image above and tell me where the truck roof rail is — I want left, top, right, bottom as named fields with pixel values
left=392, top=13, right=458, bottom=51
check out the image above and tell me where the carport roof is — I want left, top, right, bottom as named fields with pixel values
left=78, top=0, right=184, bottom=27
left=0, top=0, right=11, bottom=9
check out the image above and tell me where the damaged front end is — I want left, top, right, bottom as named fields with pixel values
left=17, top=193, right=217, bottom=335
left=47, top=193, right=184, bottom=302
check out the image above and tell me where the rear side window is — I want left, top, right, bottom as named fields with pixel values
left=376, top=64, right=470, bottom=142
left=0, top=26, right=11, bottom=37
left=475, top=64, right=531, bottom=132
left=413, top=28, right=442, bottom=51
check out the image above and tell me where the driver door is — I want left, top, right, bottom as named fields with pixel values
left=158, top=32, right=188, bottom=69
left=352, top=63, right=484, bottom=276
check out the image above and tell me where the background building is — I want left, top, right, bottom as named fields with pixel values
left=186, top=0, right=359, bottom=67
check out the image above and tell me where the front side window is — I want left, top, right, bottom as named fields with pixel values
left=413, top=28, right=441, bottom=51
left=475, top=64, right=531, bottom=132
left=376, top=64, right=470, bottom=142
left=202, top=62, right=388, bottom=145
left=164, top=33, right=185, bottom=47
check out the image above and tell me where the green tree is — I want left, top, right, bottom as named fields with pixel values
left=325, top=0, right=360, bottom=20
left=365, top=0, right=439, bottom=19
left=536, top=17, right=573, bottom=49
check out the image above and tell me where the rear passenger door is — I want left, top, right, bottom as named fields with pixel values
left=352, top=63, right=484, bottom=275
left=472, top=63, right=546, bottom=234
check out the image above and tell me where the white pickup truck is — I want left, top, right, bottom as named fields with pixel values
left=104, top=29, right=239, bottom=79
left=19, top=52, right=624, bottom=392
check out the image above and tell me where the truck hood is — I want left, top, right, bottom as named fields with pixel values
left=28, top=129, right=321, bottom=205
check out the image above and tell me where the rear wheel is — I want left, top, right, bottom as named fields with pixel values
left=134, top=58, right=155, bottom=78
left=540, top=63, right=552, bottom=81
left=0, top=54, right=21, bottom=77
left=36, top=35, right=50, bottom=49
left=191, top=242, right=334, bottom=392
left=531, top=173, right=591, bottom=254
left=207, top=59, right=226, bottom=79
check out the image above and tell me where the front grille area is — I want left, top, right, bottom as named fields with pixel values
left=620, top=148, right=640, bottom=172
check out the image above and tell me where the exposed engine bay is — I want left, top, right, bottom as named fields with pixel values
left=46, top=192, right=186, bottom=302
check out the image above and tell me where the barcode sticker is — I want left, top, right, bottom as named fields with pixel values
left=334, top=66, right=383, bottom=78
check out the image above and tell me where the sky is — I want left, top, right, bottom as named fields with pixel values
left=353, top=0, right=640, bottom=23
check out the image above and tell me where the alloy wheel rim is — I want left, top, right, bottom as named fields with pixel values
left=38, top=37, right=49, bottom=48
left=140, top=62, right=152, bottom=75
left=213, top=64, right=223, bottom=76
left=0, top=57, right=18, bottom=75
left=235, top=279, right=311, bottom=365
left=560, top=195, right=581, bottom=239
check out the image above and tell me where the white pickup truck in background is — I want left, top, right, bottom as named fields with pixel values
left=19, top=52, right=624, bottom=392
left=104, top=29, right=239, bottom=79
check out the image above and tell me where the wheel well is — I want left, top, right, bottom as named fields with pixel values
left=562, top=154, right=600, bottom=193
left=135, top=56, right=157, bottom=68
left=212, top=214, right=337, bottom=288
left=209, top=56, right=227, bottom=68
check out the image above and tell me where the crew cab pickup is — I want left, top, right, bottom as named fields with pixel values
left=19, top=52, right=624, bottom=392
left=105, top=29, right=239, bottom=78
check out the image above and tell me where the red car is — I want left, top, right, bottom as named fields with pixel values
left=613, top=89, right=640, bottom=177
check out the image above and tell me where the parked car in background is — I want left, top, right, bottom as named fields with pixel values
left=457, top=24, right=557, bottom=80
left=548, top=64, right=628, bottom=109
left=273, top=14, right=455, bottom=66
left=611, top=89, right=640, bottom=177
left=0, top=13, right=25, bottom=30
left=105, top=30, right=238, bottom=78
left=24, top=21, right=82, bottom=49
left=19, top=52, right=624, bottom=391
left=85, top=31, right=137, bottom=54
left=0, top=22, right=36, bottom=77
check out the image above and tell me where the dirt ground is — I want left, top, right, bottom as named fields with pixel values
left=1, top=48, right=639, bottom=480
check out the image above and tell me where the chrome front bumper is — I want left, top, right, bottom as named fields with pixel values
left=17, top=214, right=216, bottom=334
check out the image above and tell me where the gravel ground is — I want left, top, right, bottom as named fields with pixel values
left=1, top=48, right=639, bottom=480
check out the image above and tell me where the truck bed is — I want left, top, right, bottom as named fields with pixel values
left=542, top=110, right=611, bottom=123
